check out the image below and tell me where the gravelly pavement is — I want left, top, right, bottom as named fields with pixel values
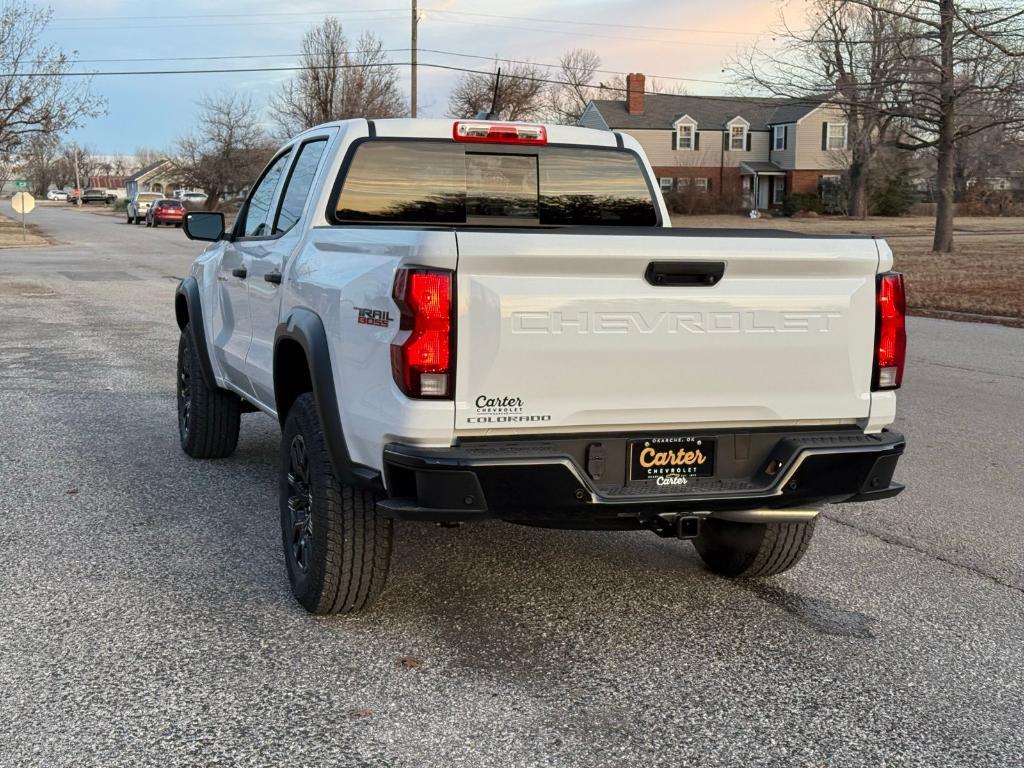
left=1, top=205, right=1022, bottom=767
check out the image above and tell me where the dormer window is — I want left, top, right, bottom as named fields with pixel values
left=673, top=116, right=698, bottom=151
left=730, top=125, right=746, bottom=151
left=678, top=124, right=694, bottom=150
left=726, top=117, right=750, bottom=152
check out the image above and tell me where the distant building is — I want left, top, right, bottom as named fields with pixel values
left=124, top=160, right=182, bottom=199
left=579, top=73, right=852, bottom=210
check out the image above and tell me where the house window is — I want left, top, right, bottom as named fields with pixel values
left=679, top=177, right=691, bottom=187
left=694, top=177, right=709, bottom=191
left=773, top=125, right=786, bottom=151
left=730, top=126, right=746, bottom=151
left=827, top=123, right=848, bottom=150
left=659, top=177, right=674, bottom=192
left=773, top=179, right=785, bottom=205
left=677, top=124, right=694, bottom=150
left=821, top=174, right=842, bottom=186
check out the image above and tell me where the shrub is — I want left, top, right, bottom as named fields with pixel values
left=664, top=187, right=718, bottom=215
left=870, top=169, right=915, bottom=216
left=782, top=192, right=823, bottom=216
left=113, top=198, right=128, bottom=212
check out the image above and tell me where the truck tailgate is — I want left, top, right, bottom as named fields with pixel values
left=453, top=230, right=880, bottom=434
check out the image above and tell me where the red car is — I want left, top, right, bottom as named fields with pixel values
left=147, top=198, right=185, bottom=227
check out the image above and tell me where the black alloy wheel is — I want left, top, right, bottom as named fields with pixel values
left=177, top=347, right=191, bottom=442
left=285, top=435, right=314, bottom=574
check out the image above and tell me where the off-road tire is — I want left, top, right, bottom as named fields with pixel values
left=177, top=324, right=240, bottom=458
left=693, top=517, right=816, bottom=578
left=280, top=392, right=392, bottom=615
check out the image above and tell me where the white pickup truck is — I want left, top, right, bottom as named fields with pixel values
left=174, top=118, right=907, bottom=614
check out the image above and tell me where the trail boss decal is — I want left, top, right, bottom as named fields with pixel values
left=466, top=395, right=551, bottom=425
left=628, top=437, right=715, bottom=484
left=355, top=307, right=392, bottom=328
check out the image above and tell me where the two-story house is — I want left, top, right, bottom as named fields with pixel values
left=579, top=73, right=851, bottom=210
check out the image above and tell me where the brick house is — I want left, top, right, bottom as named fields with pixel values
left=579, top=73, right=851, bottom=210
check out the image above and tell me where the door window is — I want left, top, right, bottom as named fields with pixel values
left=240, top=152, right=290, bottom=237
left=274, top=139, right=329, bottom=234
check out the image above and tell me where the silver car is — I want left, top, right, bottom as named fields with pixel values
left=126, top=192, right=162, bottom=225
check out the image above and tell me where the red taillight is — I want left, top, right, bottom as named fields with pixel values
left=874, top=272, right=906, bottom=390
left=453, top=120, right=547, bottom=145
left=391, top=268, right=454, bottom=398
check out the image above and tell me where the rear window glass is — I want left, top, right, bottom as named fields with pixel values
left=333, top=141, right=656, bottom=226
left=160, top=200, right=182, bottom=207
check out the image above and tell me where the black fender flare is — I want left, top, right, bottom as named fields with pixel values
left=274, top=309, right=380, bottom=488
left=175, top=277, right=216, bottom=390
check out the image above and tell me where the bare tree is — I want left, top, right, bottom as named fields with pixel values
left=876, top=0, right=1024, bottom=251
left=173, top=92, right=274, bottom=210
left=270, top=18, right=405, bottom=136
left=735, top=0, right=1024, bottom=251
left=953, top=123, right=1024, bottom=198
left=0, top=2, right=104, bottom=156
left=729, top=1, right=908, bottom=219
left=19, top=134, right=61, bottom=192
left=133, top=146, right=167, bottom=168
left=53, top=143, right=96, bottom=190
left=448, top=61, right=548, bottom=120
left=546, top=49, right=603, bottom=124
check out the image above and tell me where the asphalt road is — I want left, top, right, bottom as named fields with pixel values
left=1, top=204, right=1022, bottom=767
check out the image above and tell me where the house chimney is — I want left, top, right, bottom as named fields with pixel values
left=626, top=73, right=645, bottom=114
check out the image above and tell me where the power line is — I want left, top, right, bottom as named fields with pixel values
left=3, top=47, right=730, bottom=85
left=420, top=8, right=767, bottom=37
left=51, top=8, right=406, bottom=22
left=47, top=16, right=408, bottom=32
left=0, top=60, right=790, bottom=103
left=46, top=9, right=763, bottom=47
left=417, top=49, right=732, bottom=86
left=0, top=51, right=410, bottom=65
left=414, top=16, right=748, bottom=48
left=51, top=6, right=767, bottom=37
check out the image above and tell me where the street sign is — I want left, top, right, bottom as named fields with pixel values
left=11, top=192, right=35, bottom=242
left=12, top=192, right=35, bottom=214
left=14, top=180, right=29, bottom=188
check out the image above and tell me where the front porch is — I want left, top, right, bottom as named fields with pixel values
left=740, top=162, right=786, bottom=211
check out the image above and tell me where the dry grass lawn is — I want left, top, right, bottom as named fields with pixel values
left=672, top=214, right=1024, bottom=321
left=0, top=210, right=49, bottom=248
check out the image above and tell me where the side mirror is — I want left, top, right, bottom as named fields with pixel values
left=183, top=211, right=225, bottom=242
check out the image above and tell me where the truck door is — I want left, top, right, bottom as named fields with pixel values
left=246, top=136, right=332, bottom=408
left=212, top=149, right=291, bottom=399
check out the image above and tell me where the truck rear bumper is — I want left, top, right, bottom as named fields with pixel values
left=378, top=428, right=905, bottom=527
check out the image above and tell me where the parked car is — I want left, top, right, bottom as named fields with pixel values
left=80, top=188, right=117, bottom=205
left=180, top=191, right=208, bottom=205
left=127, top=192, right=162, bottom=224
left=147, top=198, right=185, bottom=227
left=46, top=188, right=69, bottom=202
left=174, top=118, right=907, bottom=615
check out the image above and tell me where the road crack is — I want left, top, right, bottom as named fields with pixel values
left=822, top=513, right=1024, bottom=595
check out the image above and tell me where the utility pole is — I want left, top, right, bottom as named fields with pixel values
left=74, top=147, right=82, bottom=206
left=410, top=0, right=418, bottom=118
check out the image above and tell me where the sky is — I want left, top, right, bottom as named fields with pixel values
left=37, top=0, right=792, bottom=155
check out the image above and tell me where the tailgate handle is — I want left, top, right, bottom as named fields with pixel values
left=645, top=261, right=724, bottom=286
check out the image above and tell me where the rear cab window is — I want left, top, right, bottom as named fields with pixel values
left=332, top=141, right=658, bottom=227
